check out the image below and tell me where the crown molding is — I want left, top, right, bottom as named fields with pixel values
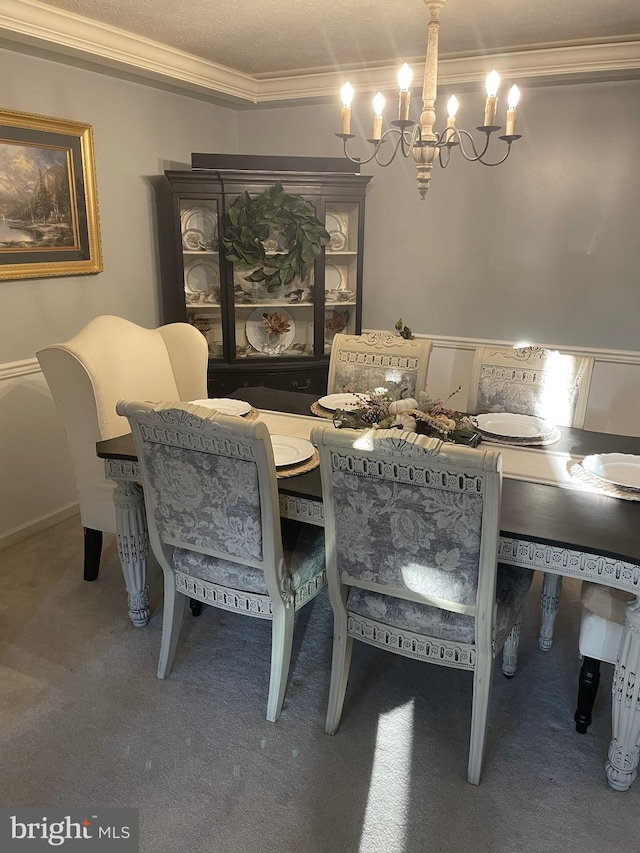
left=1, top=0, right=639, bottom=107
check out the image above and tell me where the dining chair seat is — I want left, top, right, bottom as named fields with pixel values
left=173, top=518, right=325, bottom=600
left=575, top=581, right=636, bottom=734
left=348, top=563, right=532, bottom=648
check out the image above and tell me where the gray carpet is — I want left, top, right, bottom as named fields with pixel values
left=1, top=516, right=637, bottom=853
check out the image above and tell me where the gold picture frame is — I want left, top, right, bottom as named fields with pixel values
left=0, top=108, right=102, bottom=281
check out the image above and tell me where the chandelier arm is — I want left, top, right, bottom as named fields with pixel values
left=451, top=129, right=491, bottom=162
left=475, top=144, right=514, bottom=167
left=338, top=135, right=384, bottom=167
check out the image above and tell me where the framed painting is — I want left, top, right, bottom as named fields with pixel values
left=0, top=108, right=102, bottom=281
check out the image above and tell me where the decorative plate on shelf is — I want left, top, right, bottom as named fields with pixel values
left=181, top=207, right=218, bottom=248
left=474, top=413, right=556, bottom=440
left=246, top=307, right=296, bottom=354
left=328, top=230, right=347, bottom=251
left=582, top=453, right=640, bottom=490
left=184, top=258, right=220, bottom=295
left=324, top=212, right=348, bottom=245
left=318, top=393, right=370, bottom=411
left=182, top=228, right=205, bottom=250
left=270, top=435, right=315, bottom=467
left=325, top=263, right=345, bottom=292
left=189, top=399, right=252, bottom=417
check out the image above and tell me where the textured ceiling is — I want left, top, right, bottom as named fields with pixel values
left=31, top=0, right=640, bottom=77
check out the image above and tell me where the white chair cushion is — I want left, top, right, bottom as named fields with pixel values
left=580, top=581, right=635, bottom=625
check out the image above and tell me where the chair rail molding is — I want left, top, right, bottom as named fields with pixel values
left=0, top=356, right=41, bottom=381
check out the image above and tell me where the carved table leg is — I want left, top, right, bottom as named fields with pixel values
left=606, top=598, right=640, bottom=791
left=539, top=572, right=563, bottom=651
left=113, top=480, right=150, bottom=627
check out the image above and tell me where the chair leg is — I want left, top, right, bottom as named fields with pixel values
left=539, top=573, right=563, bottom=651
left=575, top=656, right=601, bottom=734
left=157, top=574, right=186, bottom=679
left=468, top=654, right=495, bottom=785
left=266, top=602, right=295, bottom=723
left=501, top=614, right=523, bottom=678
left=83, top=527, right=103, bottom=581
left=325, top=607, right=353, bottom=736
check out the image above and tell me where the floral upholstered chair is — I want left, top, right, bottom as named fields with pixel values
left=468, top=344, right=594, bottom=653
left=311, top=425, right=533, bottom=784
left=327, top=332, right=433, bottom=399
left=117, top=400, right=326, bottom=722
left=468, top=344, right=593, bottom=429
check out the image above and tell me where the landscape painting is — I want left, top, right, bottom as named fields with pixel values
left=0, top=109, right=102, bottom=281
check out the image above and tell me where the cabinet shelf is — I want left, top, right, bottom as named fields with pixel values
left=159, top=165, right=371, bottom=395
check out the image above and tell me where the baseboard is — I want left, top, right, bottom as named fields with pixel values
left=0, top=503, right=80, bottom=552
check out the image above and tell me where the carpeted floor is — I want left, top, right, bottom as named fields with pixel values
left=1, top=515, right=637, bottom=853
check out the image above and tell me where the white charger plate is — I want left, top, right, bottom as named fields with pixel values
left=582, top=453, right=640, bottom=490
left=270, top=435, right=315, bottom=467
left=475, top=412, right=556, bottom=439
left=318, top=393, right=370, bottom=411
left=190, top=398, right=252, bottom=417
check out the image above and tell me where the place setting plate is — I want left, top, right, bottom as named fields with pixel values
left=312, top=392, right=371, bottom=419
left=582, top=453, right=640, bottom=491
left=473, top=412, right=560, bottom=445
left=189, top=398, right=254, bottom=417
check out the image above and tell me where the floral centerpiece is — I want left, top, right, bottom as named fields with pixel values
left=333, top=386, right=479, bottom=445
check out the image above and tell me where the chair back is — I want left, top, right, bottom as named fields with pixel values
left=36, top=315, right=208, bottom=532
left=468, top=345, right=593, bottom=428
left=116, top=400, right=285, bottom=601
left=312, top=425, right=503, bottom=644
left=327, top=332, right=433, bottom=399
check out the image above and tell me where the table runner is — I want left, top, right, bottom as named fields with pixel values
left=256, top=410, right=639, bottom=499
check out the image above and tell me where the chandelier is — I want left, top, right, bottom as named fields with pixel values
left=336, top=0, right=522, bottom=199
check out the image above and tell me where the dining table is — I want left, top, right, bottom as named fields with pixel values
left=96, top=385, right=640, bottom=791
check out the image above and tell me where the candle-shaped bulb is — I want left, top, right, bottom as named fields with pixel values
left=505, top=84, right=520, bottom=135
left=397, top=63, right=412, bottom=120
left=483, top=69, right=500, bottom=127
left=446, top=95, right=459, bottom=130
left=341, top=82, right=354, bottom=108
left=486, top=70, right=501, bottom=98
left=340, top=82, right=354, bottom=134
left=372, top=92, right=385, bottom=140
left=398, top=63, right=412, bottom=91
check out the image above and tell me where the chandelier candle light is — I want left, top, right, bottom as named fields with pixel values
left=336, top=0, right=522, bottom=198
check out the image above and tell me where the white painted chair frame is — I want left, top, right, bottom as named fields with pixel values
left=118, top=400, right=326, bottom=722
left=469, top=343, right=595, bottom=654
left=312, top=425, right=527, bottom=785
left=327, top=331, right=433, bottom=398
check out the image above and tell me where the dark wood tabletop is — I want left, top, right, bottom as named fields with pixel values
left=97, top=387, right=640, bottom=566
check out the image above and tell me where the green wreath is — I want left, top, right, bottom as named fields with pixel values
left=222, top=182, right=330, bottom=292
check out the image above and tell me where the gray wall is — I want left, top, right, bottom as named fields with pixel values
left=0, top=48, right=238, bottom=363
left=238, top=80, right=640, bottom=351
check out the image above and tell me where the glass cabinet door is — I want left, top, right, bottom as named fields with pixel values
left=229, top=192, right=316, bottom=362
left=323, top=201, right=360, bottom=354
left=179, top=198, right=223, bottom=358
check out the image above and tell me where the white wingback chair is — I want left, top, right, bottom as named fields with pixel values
left=36, top=315, right=209, bottom=581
